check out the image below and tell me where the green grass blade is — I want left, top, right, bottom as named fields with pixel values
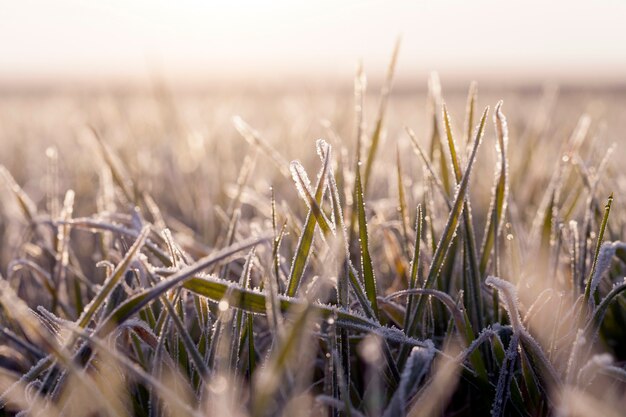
left=286, top=146, right=332, bottom=296
left=230, top=250, right=257, bottom=375
left=396, top=147, right=410, bottom=257
left=479, top=101, right=509, bottom=277
left=585, top=279, right=626, bottom=339
left=325, top=152, right=378, bottom=319
left=347, top=63, right=367, bottom=259
left=291, top=161, right=333, bottom=235
left=463, top=82, right=477, bottom=146
left=355, top=162, right=379, bottom=319
left=403, top=205, right=423, bottom=330
left=583, top=193, right=613, bottom=306
left=182, top=276, right=427, bottom=355
left=160, top=292, right=209, bottom=381
left=443, top=104, right=462, bottom=180
left=77, top=225, right=150, bottom=329
left=99, top=234, right=270, bottom=329
left=443, top=104, right=483, bottom=331
left=246, top=310, right=256, bottom=378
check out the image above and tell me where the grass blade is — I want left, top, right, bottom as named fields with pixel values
left=403, top=205, right=423, bottom=331
left=362, top=37, right=401, bottom=192
left=355, top=162, right=379, bottom=319
left=100, top=234, right=270, bottom=328
left=396, top=147, right=410, bottom=257
left=443, top=104, right=483, bottom=331
left=78, top=225, right=151, bottom=329
left=286, top=145, right=332, bottom=296
left=479, top=101, right=509, bottom=277
left=406, top=128, right=452, bottom=209
left=0, top=166, right=38, bottom=223
left=583, top=193, right=614, bottom=307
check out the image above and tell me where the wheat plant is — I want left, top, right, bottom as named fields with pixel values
left=0, top=48, right=625, bottom=417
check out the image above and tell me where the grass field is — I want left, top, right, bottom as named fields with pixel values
left=0, top=66, right=625, bottom=416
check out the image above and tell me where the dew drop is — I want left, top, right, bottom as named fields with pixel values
left=218, top=300, right=229, bottom=312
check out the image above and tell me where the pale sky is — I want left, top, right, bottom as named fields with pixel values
left=1, top=0, right=625, bottom=85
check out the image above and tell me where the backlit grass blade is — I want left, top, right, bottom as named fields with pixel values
left=77, top=225, right=150, bottom=329
left=463, top=82, right=478, bottom=147
left=325, top=149, right=379, bottom=320
left=291, top=161, right=333, bottom=235
left=396, top=147, right=410, bottom=257
left=286, top=145, right=332, bottom=296
left=427, top=72, right=451, bottom=195
left=89, top=127, right=135, bottom=204
left=355, top=162, right=379, bottom=319
left=233, top=116, right=290, bottom=178
left=181, top=276, right=427, bottom=351
left=362, top=37, right=401, bottom=192
left=267, top=222, right=287, bottom=334
left=403, top=205, right=423, bottom=331
left=236, top=250, right=257, bottom=376
left=0, top=166, right=38, bottom=223
left=443, top=104, right=483, bottom=331
left=583, top=193, right=613, bottom=307
left=347, top=62, right=367, bottom=255
left=442, top=105, right=462, bottom=181
left=159, top=291, right=209, bottom=381
left=479, top=101, right=509, bottom=277
left=406, top=127, right=452, bottom=209
left=100, top=233, right=270, bottom=325
left=218, top=208, right=240, bottom=277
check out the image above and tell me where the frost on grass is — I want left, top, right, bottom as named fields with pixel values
left=383, top=340, right=436, bottom=417
left=485, top=276, right=523, bottom=332
left=589, top=241, right=626, bottom=301
left=2, top=75, right=626, bottom=417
